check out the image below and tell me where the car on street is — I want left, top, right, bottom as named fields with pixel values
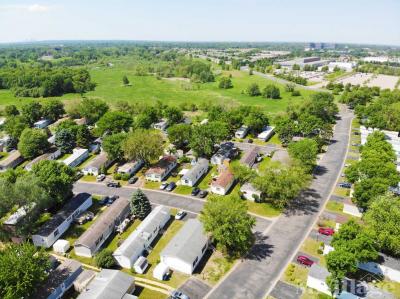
left=198, top=190, right=208, bottom=198
left=175, top=210, right=187, bottom=220
left=318, top=227, right=335, bottom=236
left=128, top=176, right=138, bottom=184
left=165, top=182, right=176, bottom=192
left=96, top=174, right=106, bottom=182
left=339, top=182, right=352, bottom=188
left=297, top=255, right=314, bottom=267
left=106, top=195, right=119, bottom=206
left=169, top=290, right=189, bottom=299
left=107, top=181, right=120, bottom=188
left=191, top=187, right=200, bottom=196
left=160, top=182, right=168, bottom=190
left=99, top=196, right=109, bottom=205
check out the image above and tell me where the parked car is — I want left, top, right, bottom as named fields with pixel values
left=198, top=190, right=208, bottom=198
left=247, top=138, right=253, bottom=143
left=175, top=210, right=187, bottom=220
left=107, top=181, right=120, bottom=188
left=297, top=255, right=314, bottom=267
left=318, top=227, right=335, bottom=236
left=99, top=196, right=110, bottom=205
left=170, top=290, right=189, bottom=299
left=165, top=182, right=176, bottom=192
left=339, top=182, right=352, bottom=188
left=191, top=187, right=200, bottom=196
left=353, top=131, right=360, bottom=135
left=128, top=176, right=138, bottom=184
left=96, top=174, right=106, bottom=182
left=74, top=211, right=95, bottom=225
left=255, top=154, right=263, bottom=163
left=160, top=182, right=168, bottom=190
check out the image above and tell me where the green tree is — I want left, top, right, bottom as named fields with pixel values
left=102, top=133, right=127, bottom=161
left=263, top=84, right=280, bottom=99
left=274, top=115, right=299, bottom=145
left=76, top=125, right=93, bottom=148
left=189, top=121, right=229, bottom=157
left=167, top=124, right=192, bottom=148
left=55, top=129, right=76, bottom=154
left=96, top=111, right=133, bottom=135
left=292, top=64, right=300, bottom=71
left=95, top=249, right=116, bottom=268
left=17, top=128, right=50, bottom=159
left=244, top=110, right=269, bottom=134
left=20, top=101, right=43, bottom=126
left=79, top=98, right=109, bottom=124
left=164, top=106, right=184, bottom=125
left=4, top=116, right=28, bottom=139
left=122, top=129, right=164, bottom=165
left=0, top=243, right=50, bottom=299
left=31, top=160, right=76, bottom=204
left=200, top=194, right=256, bottom=256
left=130, top=189, right=152, bottom=220
left=218, top=76, right=233, bottom=89
left=231, top=164, right=256, bottom=185
left=122, top=75, right=130, bottom=86
left=364, top=194, right=400, bottom=256
left=41, top=99, right=65, bottom=121
left=288, top=138, right=318, bottom=173
left=4, top=105, right=19, bottom=117
left=246, top=83, right=261, bottom=96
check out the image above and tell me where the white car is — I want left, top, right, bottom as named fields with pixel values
left=96, top=174, right=106, bottom=182
left=175, top=210, right=187, bottom=220
left=160, top=182, right=168, bottom=190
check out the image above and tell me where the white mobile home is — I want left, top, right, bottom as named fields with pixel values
left=211, top=169, right=235, bottom=195
left=74, top=197, right=130, bottom=257
left=113, top=206, right=170, bottom=269
left=25, top=149, right=62, bottom=171
left=63, top=148, right=89, bottom=168
left=145, top=156, right=177, bottom=182
left=82, top=151, right=112, bottom=176
left=34, top=119, right=52, bottom=129
left=160, top=219, right=209, bottom=275
left=240, top=182, right=261, bottom=201
left=257, top=126, right=275, bottom=141
left=181, top=158, right=209, bottom=187
left=117, top=160, right=144, bottom=176
left=0, top=150, right=24, bottom=172
left=307, top=264, right=331, bottom=295
left=32, top=193, right=92, bottom=248
left=235, top=125, right=249, bottom=139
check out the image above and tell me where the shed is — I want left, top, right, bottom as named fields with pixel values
left=153, top=262, right=170, bottom=281
left=133, top=256, right=149, bottom=274
left=53, top=239, right=70, bottom=254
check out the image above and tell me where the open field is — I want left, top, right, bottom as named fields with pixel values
left=366, top=74, right=400, bottom=90
left=0, top=59, right=315, bottom=114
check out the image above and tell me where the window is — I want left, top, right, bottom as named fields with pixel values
left=201, top=244, right=207, bottom=253
left=193, top=257, right=199, bottom=267
left=54, top=229, right=59, bottom=237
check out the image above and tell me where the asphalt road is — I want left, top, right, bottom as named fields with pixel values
left=206, top=105, right=353, bottom=299
left=270, top=281, right=302, bottom=299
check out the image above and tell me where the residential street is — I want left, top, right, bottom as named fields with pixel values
left=205, top=105, right=353, bottom=299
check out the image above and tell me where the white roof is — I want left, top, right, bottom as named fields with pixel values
left=63, top=148, right=88, bottom=166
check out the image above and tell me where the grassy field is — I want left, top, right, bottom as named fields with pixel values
left=0, top=59, right=315, bottom=114
left=283, top=263, right=309, bottom=288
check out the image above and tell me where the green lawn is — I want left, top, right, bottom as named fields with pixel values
left=198, top=165, right=217, bottom=190
left=196, top=251, right=236, bottom=285
left=0, top=152, right=9, bottom=161
left=283, top=263, right=309, bottom=288
left=301, top=238, right=323, bottom=257
left=173, top=185, right=192, bottom=195
left=133, top=286, right=167, bottom=299
left=325, top=200, right=344, bottom=214
left=246, top=200, right=282, bottom=218
left=0, top=60, right=314, bottom=114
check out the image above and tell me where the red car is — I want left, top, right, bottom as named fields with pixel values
left=297, top=255, right=314, bottom=267
left=318, top=227, right=335, bottom=236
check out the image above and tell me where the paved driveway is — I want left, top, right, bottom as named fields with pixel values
left=178, top=278, right=211, bottom=299
left=270, top=281, right=303, bottom=299
left=206, top=105, right=353, bottom=299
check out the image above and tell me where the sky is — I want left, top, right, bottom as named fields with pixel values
left=0, top=0, right=399, bottom=45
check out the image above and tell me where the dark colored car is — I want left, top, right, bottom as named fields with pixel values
left=297, top=255, right=314, bottom=267
left=165, top=182, right=176, bottom=192
left=128, top=176, right=138, bottom=184
left=107, top=181, right=121, bottom=188
left=318, top=227, right=335, bottom=236
left=99, top=196, right=110, bottom=205
left=198, top=190, right=208, bottom=198
left=339, top=182, right=352, bottom=188
left=191, top=187, right=200, bottom=196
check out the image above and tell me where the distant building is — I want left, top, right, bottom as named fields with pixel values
left=145, top=156, right=177, bottom=182
left=328, top=62, right=356, bottom=72
left=113, top=206, right=170, bottom=269
left=181, top=158, right=209, bottom=187
left=32, top=193, right=92, bottom=248
left=235, top=125, right=249, bottom=139
left=160, top=219, right=209, bottom=275
left=308, top=42, right=336, bottom=50
left=77, top=269, right=135, bottom=299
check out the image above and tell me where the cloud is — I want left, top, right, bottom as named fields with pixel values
left=0, top=4, right=51, bottom=13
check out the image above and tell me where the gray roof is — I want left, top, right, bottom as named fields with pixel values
left=114, top=206, right=170, bottom=258
left=36, top=193, right=91, bottom=236
left=84, top=151, right=109, bottom=170
left=182, top=158, right=209, bottom=182
left=35, top=259, right=82, bottom=299
left=0, top=150, right=22, bottom=167
left=161, top=219, right=208, bottom=264
left=240, top=146, right=259, bottom=166
left=309, top=264, right=329, bottom=280
left=75, top=197, right=130, bottom=249
left=77, top=269, right=134, bottom=299
left=378, top=253, right=400, bottom=271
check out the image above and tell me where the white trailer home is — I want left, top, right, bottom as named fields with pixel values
left=32, top=193, right=92, bottom=248
left=160, top=219, right=209, bottom=275
left=113, top=206, right=170, bottom=269
left=117, top=160, right=144, bottom=176
left=63, top=148, right=89, bottom=168
left=257, top=126, right=275, bottom=141
left=181, top=158, right=209, bottom=187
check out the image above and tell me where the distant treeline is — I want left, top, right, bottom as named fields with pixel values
left=0, top=67, right=95, bottom=97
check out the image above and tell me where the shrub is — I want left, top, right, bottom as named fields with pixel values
left=95, top=249, right=116, bottom=268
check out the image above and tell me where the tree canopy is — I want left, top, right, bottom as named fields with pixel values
left=17, top=128, right=50, bottom=159
left=130, top=189, right=152, bottom=220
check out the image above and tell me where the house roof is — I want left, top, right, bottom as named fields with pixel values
left=182, top=158, right=209, bottom=182
left=240, top=146, right=259, bottom=166
left=35, top=259, right=82, bottom=299
left=161, top=219, right=208, bottom=264
left=118, top=160, right=142, bottom=173
left=212, top=169, right=234, bottom=188
left=145, top=156, right=176, bottom=175
left=84, top=151, right=109, bottom=170
left=63, top=148, right=88, bottom=166
left=240, top=182, right=260, bottom=194
left=309, top=264, right=329, bottom=280
left=0, top=150, right=22, bottom=167
left=378, top=253, right=400, bottom=271
left=77, top=269, right=134, bottom=299
left=36, top=193, right=92, bottom=237
left=113, top=206, right=170, bottom=259
left=75, top=197, right=130, bottom=249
